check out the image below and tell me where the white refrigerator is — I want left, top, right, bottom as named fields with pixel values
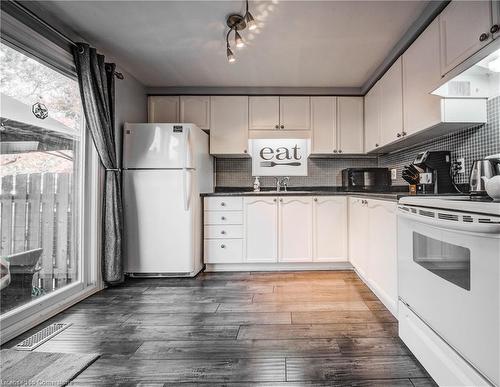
left=122, top=123, right=213, bottom=277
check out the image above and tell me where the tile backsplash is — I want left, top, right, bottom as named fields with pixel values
left=215, top=96, right=499, bottom=188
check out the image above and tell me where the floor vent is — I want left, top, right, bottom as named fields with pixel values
left=13, top=323, right=72, bottom=351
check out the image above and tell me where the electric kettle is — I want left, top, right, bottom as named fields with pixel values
left=469, top=155, right=500, bottom=194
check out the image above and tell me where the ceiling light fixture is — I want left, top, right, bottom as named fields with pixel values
left=225, top=0, right=256, bottom=63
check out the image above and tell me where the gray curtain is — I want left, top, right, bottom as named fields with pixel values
left=73, top=42, right=123, bottom=284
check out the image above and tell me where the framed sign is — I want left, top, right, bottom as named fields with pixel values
left=249, top=139, right=310, bottom=176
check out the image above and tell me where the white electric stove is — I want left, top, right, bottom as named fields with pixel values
left=397, top=194, right=500, bottom=387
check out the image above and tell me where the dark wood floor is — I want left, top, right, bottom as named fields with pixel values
left=4, top=271, right=437, bottom=386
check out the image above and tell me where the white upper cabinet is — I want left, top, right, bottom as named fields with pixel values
left=249, top=96, right=310, bottom=131
left=379, top=57, right=404, bottom=147
left=311, top=97, right=337, bottom=154
left=337, top=97, right=364, bottom=154
left=180, top=96, right=210, bottom=130
left=279, top=97, right=311, bottom=130
left=439, top=0, right=494, bottom=76
left=278, top=196, right=313, bottom=262
left=148, top=96, right=179, bottom=123
left=403, top=18, right=443, bottom=137
left=312, top=196, right=347, bottom=262
left=249, top=96, right=280, bottom=130
left=364, top=82, right=381, bottom=153
left=244, top=197, right=278, bottom=263
left=209, top=96, right=249, bottom=156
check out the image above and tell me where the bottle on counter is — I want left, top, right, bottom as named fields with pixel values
left=253, top=176, right=261, bottom=192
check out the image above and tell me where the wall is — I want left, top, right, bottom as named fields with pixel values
left=114, top=69, right=147, bottom=164
left=216, top=157, right=378, bottom=188
left=216, top=96, right=499, bottom=189
left=378, top=96, right=500, bottom=186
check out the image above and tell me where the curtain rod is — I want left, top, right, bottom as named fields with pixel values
left=10, top=0, right=124, bottom=80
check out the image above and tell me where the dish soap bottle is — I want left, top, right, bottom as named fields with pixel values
left=253, top=176, right=261, bottom=192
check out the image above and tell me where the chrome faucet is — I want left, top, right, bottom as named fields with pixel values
left=275, top=177, right=290, bottom=192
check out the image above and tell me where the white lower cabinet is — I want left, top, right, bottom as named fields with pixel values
left=278, top=197, right=313, bottom=262
left=313, top=196, right=347, bottom=262
left=243, top=197, right=278, bottom=263
left=348, top=197, right=398, bottom=316
left=205, top=195, right=349, bottom=266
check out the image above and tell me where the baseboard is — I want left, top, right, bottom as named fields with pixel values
left=1, top=285, right=102, bottom=345
left=353, top=267, right=398, bottom=318
left=204, top=262, right=353, bottom=272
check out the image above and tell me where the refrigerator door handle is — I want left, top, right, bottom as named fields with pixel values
left=184, top=126, right=193, bottom=169
left=183, top=168, right=192, bottom=211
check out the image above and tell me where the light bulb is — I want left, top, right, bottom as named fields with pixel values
left=246, top=12, right=256, bottom=31
left=227, top=47, right=236, bottom=63
left=235, top=30, right=245, bottom=48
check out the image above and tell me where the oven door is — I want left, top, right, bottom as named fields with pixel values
left=398, top=207, right=500, bottom=386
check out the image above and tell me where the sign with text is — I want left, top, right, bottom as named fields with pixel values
left=250, top=139, right=310, bottom=176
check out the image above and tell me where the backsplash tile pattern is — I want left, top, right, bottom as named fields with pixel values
left=216, top=157, right=378, bottom=188
left=215, top=96, right=499, bottom=189
left=379, top=96, right=499, bottom=185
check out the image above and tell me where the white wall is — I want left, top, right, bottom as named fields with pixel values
left=114, top=67, right=147, bottom=163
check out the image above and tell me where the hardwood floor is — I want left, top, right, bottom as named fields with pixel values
left=3, top=271, right=437, bottom=386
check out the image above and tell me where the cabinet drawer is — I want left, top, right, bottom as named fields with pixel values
left=204, top=211, right=243, bottom=225
left=205, top=197, right=243, bottom=211
left=204, top=225, right=243, bottom=239
left=204, top=239, right=243, bottom=263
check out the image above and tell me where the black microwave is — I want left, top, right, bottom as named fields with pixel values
left=341, top=168, right=391, bottom=192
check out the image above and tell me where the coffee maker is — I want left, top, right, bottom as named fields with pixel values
left=411, top=151, right=454, bottom=194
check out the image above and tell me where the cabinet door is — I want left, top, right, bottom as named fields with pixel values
left=180, top=96, right=210, bottom=130
left=311, top=97, right=337, bottom=154
left=367, top=199, right=398, bottom=314
left=337, top=97, right=364, bottom=154
left=364, top=83, right=381, bottom=152
left=439, top=0, right=493, bottom=75
left=379, top=57, right=403, bottom=147
left=348, top=197, right=368, bottom=275
left=312, top=196, right=347, bottom=262
left=148, top=96, right=179, bottom=123
left=249, top=96, right=280, bottom=130
left=279, top=97, right=311, bottom=130
left=278, top=196, right=313, bottom=262
left=403, top=19, right=443, bottom=137
left=244, top=197, right=278, bottom=262
left=210, top=96, right=249, bottom=155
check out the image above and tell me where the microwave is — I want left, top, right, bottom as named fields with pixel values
left=341, top=168, right=391, bottom=191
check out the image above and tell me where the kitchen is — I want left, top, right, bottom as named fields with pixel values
left=0, top=0, right=499, bottom=386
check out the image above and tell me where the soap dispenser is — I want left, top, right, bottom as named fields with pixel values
left=253, top=176, right=261, bottom=192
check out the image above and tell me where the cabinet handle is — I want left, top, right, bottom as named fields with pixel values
left=314, top=198, right=318, bottom=202
left=375, top=143, right=379, bottom=147
left=333, top=149, right=338, bottom=153
left=280, top=198, right=283, bottom=202
left=221, top=216, right=226, bottom=220
left=397, top=133, right=401, bottom=138
left=491, top=24, right=499, bottom=34
left=401, top=131, right=407, bottom=137
left=275, top=125, right=279, bottom=129
left=479, top=32, right=489, bottom=42
left=221, top=230, right=226, bottom=235
left=220, top=202, right=226, bottom=207
left=273, top=198, right=277, bottom=202
left=280, top=125, right=284, bottom=129
left=220, top=244, right=226, bottom=249
left=338, top=149, right=342, bottom=153
left=243, top=149, right=247, bottom=153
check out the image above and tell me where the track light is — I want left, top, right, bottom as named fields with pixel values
left=227, top=46, right=236, bottom=63
left=234, top=30, right=245, bottom=48
left=246, top=12, right=256, bottom=31
left=224, top=0, right=256, bottom=62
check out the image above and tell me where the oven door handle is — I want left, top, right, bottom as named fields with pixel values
left=397, top=209, right=500, bottom=235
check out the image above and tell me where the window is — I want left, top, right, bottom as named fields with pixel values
left=0, top=42, right=84, bottom=314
